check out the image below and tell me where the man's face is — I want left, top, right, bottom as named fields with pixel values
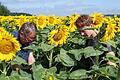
left=79, top=30, right=97, bottom=38
left=19, top=31, right=36, bottom=45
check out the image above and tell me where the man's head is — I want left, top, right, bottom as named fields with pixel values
left=75, top=15, right=92, bottom=28
left=19, top=22, right=37, bottom=45
left=75, top=15, right=97, bottom=38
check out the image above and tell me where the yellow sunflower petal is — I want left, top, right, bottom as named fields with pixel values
left=48, top=26, right=69, bottom=46
left=0, top=30, right=21, bottom=61
left=90, top=12, right=104, bottom=29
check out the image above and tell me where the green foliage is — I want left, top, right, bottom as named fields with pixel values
left=0, top=3, right=10, bottom=16
left=57, top=71, right=69, bottom=80
left=33, top=65, right=57, bottom=80
left=69, top=69, right=88, bottom=79
left=60, top=49, right=75, bottom=67
left=41, top=42, right=54, bottom=52
left=1, top=20, right=120, bottom=80
left=69, top=49, right=82, bottom=61
left=11, top=56, right=27, bottom=65
left=83, top=46, right=102, bottom=58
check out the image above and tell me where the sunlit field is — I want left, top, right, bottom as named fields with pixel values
left=0, top=13, right=120, bottom=80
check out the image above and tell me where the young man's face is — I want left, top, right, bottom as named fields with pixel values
left=79, top=30, right=97, bottom=38
left=19, top=30, right=36, bottom=45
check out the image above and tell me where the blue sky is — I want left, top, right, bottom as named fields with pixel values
left=0, top=0, right=120, bottom=16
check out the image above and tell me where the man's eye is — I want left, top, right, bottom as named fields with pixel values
left=20, top=32, right=24, bottom=35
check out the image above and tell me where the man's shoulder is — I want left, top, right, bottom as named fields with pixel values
left=12, top=30, right=19, bottom=38
left=12, top=30, right=18, bottom=34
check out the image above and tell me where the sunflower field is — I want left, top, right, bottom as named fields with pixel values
left=0, top=13, right=120, bottom=80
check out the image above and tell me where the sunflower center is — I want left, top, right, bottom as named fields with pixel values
left=20, top=18, right=25, bottom=25
left=38, top=18, right=44, bottom=25
left=0, top=39, right=14, bottom=54
left=0, top=28, right=5, bottom=33
left=94, top=19, right=100, bottom=25
left=107, top=24, right=114, bottom=35
left=94, top=17, right=102, bottom=25
left=108, top=29, right=112, bottom=35
left=53, top=30, right=63, bottom=41
left=49, top=17, right=55, bottom=24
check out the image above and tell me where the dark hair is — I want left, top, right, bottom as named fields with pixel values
left=75, top=15, right=93, bottom=29
left=19, top=22, right=37, bottom=45
left=19, top=22, right=37, bottom=35
left=19, top=22, right=37, bottom=36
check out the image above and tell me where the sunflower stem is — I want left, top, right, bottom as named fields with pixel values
left=2, top=62, right=7, bottom=75
left=49, top=50, right=53, bottom=68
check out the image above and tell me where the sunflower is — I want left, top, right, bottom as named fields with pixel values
left=0, top=27, right=7, bottom=33
left=16, top=15, right=28, bottom=27
left=101, top=17, right=117, bottom=42
left=115, top=17, right=120, bottom=32
left=47, top=15, right=56, bottom=26
left=68, top=14, right=80, bottom=32
left=36, top=15, right=46, bottom=29
left=7, top=16, right=14, bottom=22
left=0, top=16, right=8, bottom=22
left=90, top=12, right=104, bottom=29
left=55, top=16, right=64, bottom=25
left=0, top=27, right=7, bottom=40
left=0, top=16, right=2, bottom=23
left=48, top=26, right=69, bottom=46
left=69, top=21, right=77, bottom=32
left=69, top=14, right=80, bottom=22
left=0, top=31, right=21, bottom=61
left=26, top=16, right=36, bottom=22
left=117, top=21, right=120, bottom=32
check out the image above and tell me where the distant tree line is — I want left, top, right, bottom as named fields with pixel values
left=10, top=12, right=32, bottom=16
left=0, top=2, right=32, bottom=16
left=0, top=2, right=10, bottom=16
